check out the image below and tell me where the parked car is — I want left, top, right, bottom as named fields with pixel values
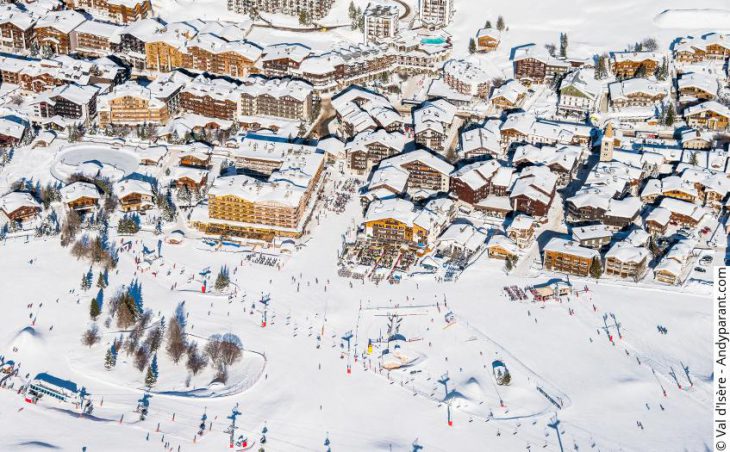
left=695, top=267, right=707, bottom=273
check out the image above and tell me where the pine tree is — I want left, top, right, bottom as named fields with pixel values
left=484, top=20, right=492, bottom=29
left=559, top=33, right=568, bottom=58
left=468, top=38, right=476, bottom=54
left=90, top=297, right=101, bottom=320
left=104, top=346, right=116, bottom=369
left=96, top=272, right=107, bottom=288
left=589, top=257, right=603, bottom=279
left=505, top=257, right=513, bottom=272
left=215, top=266, right=230, bottom=291
left=665, top=103, right=676, bottom=126
left=81, top=270, right=92, bottom=290
left=496, top=16, right=505, bottom=31
left=298, top=10, right=308, bottom=26
left=145, top=355, right=158, bottom=388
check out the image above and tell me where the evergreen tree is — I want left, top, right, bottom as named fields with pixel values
left=96, top=272, right=107, bottom=288
left=128, top=279, right=144, bottom=314
left=634, top=63, right=648, bottom=78
left=90, top=297, right=101, bottom=320
left=145, top=355, right=158, bottom=388
left=81, top=270, right=92, bottom=290
left=298, top=10, right=308, bottom=26
left=589, top=257, right=603, bottom=279
left=215, top=266, right=230, bottom=291
left=96, top=288, right=104, bottom=310
left=468, top=38, right=476, bottom=54
left=559, top=33, right=568, bottom=58
left=484, top=20, right=492, bottom=29
left=496, top=15, right=505, bottom=31
left=665, top=103, right=676, bottom=126
left=104, top=345, right=117, bottom=369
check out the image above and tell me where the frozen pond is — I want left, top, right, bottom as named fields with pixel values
left=51, top=143, right=140, bottom=183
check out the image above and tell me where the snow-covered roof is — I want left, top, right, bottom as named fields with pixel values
left=60, top=181, right=100, bottom=203
left=239, top=76, right=312, bottom=103
left=380, top=149, right=454, bottom=176
left=115, top=179, right=153, bottom=199
left=608, top=78, right=668, bottom=101
left=487, top=234, right=518, bottom=254
left=0, top=191, right=39, bottom=215
left=659, top=197, right=707, bottom=222
left=606, top=241, right=649, bottom=264
left=572, top=224, right=613, bottom=241
left=460, top=120, right=501, bottom=155
left=684, top=101, right=730, bottom=119
left=451, top=159, right=506, bottom=190
left=491, top=79, right=527, bottom=105
left=36, top=10, right=85, bottom=34
left=610, top=51, right=662, bottom=64
left=543, top=237, right=599, bottom=259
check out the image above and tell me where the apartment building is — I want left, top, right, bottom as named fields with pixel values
left=364, top=3, right=399, bottom=44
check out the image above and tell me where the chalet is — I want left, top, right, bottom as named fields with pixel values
left=33, top=10, right=86, bottom=55
left=362, top=198, right=445, bottom=248
left=542, top=237, right=599, bottom=277
left=474, top=195, right=512, bottom=218
left=654, top=259, right=682, bottom=285
left=70, top=20, right=123, bottom=58
left=260, top=43, right=312, bottom=78
left=179, top=75, right=240, bottom=121
left=558, top=68, right=601, bottom=118
left=658, top=197, right=707, bottom=228
left=30, top=83, right=100, bottom=125
left=511, top=144, right=580, bottom=187
left=610, top=52, right=661, bottom=79
left=0, top=116, right=28, bottom=147
left=345, top=129, right=406, bottom=175
left=605, top=241, right=650, bottom=279
left=0, top=192, right=41, bottom=223
left=458, top=120, right=502, bottom=159
left=673, top=34, right=730, bottom=63
left=239, top=76, right=314, bottom=123
left=512, top=47, right=570, bottom=84
left=680, top=129, right=713, bottom=150
left=331, top=86, right=403, bottom=138
left=183, top=33, right=261, bottom=78
left=450, top=159, right=513, bottom=205
left=60, top=182, right=100, bottom=211
left=137, top=145, right=167, bottom=165
left=644, top=206, right=670, bottom=235
left=475, top=28, right=500, bottom=52
left=500, top=112, right=593, bottom=150
left=115, top=179, right=154, bottom=212
left=377, top=149, right=454, bottom=195
left=509, top=166, right=557, bottom=218
left=608, top=78, right=667, bottom=110
left=0, top=4, right=36, bottom=53
left=64, top=0, right=152, bottom=24
left=434, top=223, right=487, bottom=257
left=179, top=145, right=211, bottom=168
left=683, top=101, right=730, bottom=131
left=571, top=224, right=613, bottom=249
left=506, top=214, right=535, bottom=248
left=364, top=165, right=409, bottom=202
left=490, top=80, right=527, bottom=110
left=442, top=59, right=490, bottom=98
left=486, top=234, right=518, bottom=260
left=677, top=72, right=718, bottom=107
left=172, top=166, right=208, bottom=191
left=413, top=99, right=457, bottom=153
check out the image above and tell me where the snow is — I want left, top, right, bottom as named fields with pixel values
left=0, top=0, right=724, bottom=449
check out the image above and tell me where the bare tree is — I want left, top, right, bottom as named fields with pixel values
left=186, top=341, right=207, bottom=375
left=166, top=317, right=186, bottom=364
left=81, top=324, right=101, bottom=347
